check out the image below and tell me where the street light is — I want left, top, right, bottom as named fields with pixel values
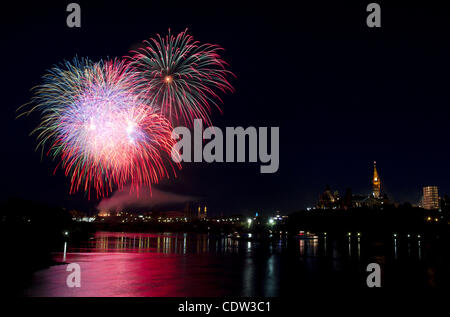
left=269, top=218, right=274, bottom=225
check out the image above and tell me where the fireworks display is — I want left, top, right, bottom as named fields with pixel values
left=20, top=30, right=233, bottom=197
left=127, top=29, right=234, bottom=126
left=22, top=58, right=178, bottom=198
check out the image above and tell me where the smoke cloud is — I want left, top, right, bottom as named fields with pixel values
left=97, top=186, right=198, bottom=211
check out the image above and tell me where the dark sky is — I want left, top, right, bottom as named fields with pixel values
left=2, top=1, right=450, bottom=216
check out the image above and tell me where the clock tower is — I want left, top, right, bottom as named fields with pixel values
left=372, top=161, right=381, bottom=198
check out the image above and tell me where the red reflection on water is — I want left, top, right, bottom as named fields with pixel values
left=25, top=232, right=234, bottom=297
left=26, top=252, right=232, bottom=297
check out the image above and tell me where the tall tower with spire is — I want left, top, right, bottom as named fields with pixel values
left=372, top=161, right=381, bottom=198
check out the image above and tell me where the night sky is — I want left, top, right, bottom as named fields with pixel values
left=2, top=1, right=450, bottom=216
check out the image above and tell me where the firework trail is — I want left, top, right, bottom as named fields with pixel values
left=20, top=58, right=179, bottom=198
left=127, top=29, right=234, bottom=126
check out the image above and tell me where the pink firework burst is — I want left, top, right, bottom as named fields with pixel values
left=25, top=58, right=180, bottom=198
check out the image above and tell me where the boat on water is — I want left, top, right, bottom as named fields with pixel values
left=296, top=230, right=320, bottom=239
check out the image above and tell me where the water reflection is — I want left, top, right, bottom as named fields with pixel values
left=311, top=238, right=318, bottom=257
left=418, top=240, right=422, bottom=260
left=357, top=237, right=361, bottom=259
left=348, top=236, right=352, bottom=257
left=71, top=232, right=259, bottom=255
left=62, top=241, right=67, bottom=262
left=23, top=231, right=443, bottom=296
left=394, top=238, right=398, bottom=260
left=299, top=239, right=305, bottom=256
left=294, top=231, right=432, bottom=268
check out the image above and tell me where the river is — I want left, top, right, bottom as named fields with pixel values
left=24, top=231, right=444, bottom=296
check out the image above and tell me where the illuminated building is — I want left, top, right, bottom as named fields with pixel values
left=317, top=185, right=340, bottom=209
left=197, top=204, right=207, bottom=219
left=423, top=186, right=439, bottom=210
left=315, top=162, right=389, bottom=210
left=184, top=202, right=208, bottom=219
left=372, top=161, right=381, bottom=198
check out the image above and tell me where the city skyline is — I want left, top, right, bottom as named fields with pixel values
left=92, top=161, right=445, bottom=217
